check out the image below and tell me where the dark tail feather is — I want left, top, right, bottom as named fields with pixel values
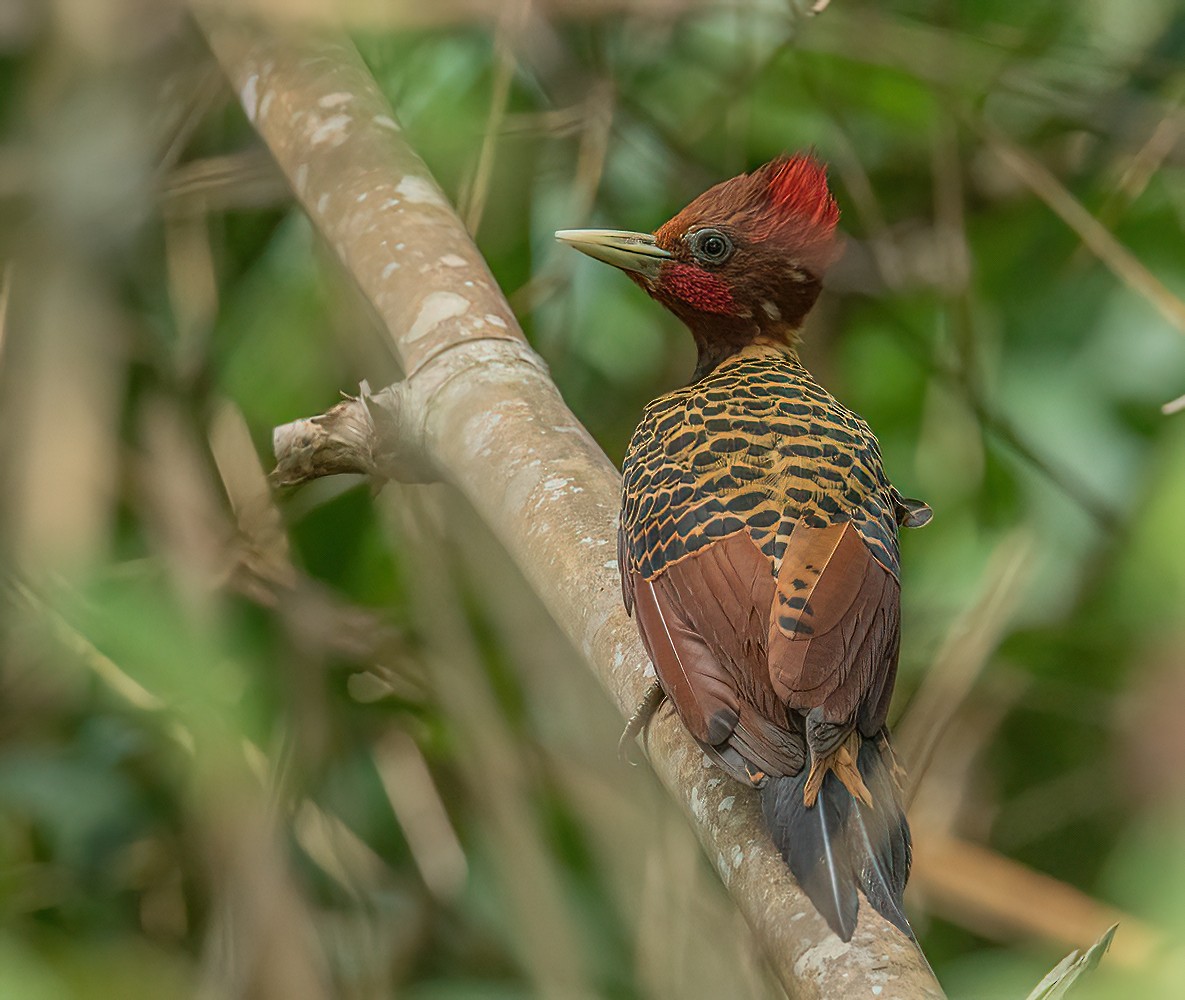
left=760, top=737, right=912, bottom=942
left=761, top=767, right=859, bottom=939
left=851, top=739, right=913, bottom=938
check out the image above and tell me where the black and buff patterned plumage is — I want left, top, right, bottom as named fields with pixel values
left=620, top=348, right=901, bottom=583
left=557, top=154, right=930, bottom=942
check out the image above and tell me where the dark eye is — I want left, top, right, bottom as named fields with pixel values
left=690, top=229, right=733, bottom=265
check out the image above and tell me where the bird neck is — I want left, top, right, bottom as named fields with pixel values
left=689, top=322, right=801, bottom=382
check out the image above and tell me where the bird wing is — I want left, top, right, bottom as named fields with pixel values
left=624, top=515, right=899, bottom=776
left=618, top=519, right=636, bottom=615
left=625, top=527, right=806, bottom=779
left=767, top=520, right=901, bottom=738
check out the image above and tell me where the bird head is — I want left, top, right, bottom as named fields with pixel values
left=557, top=153, right=841, bottom=375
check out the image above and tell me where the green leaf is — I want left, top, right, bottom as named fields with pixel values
left=1024, top=924, right=1118, bottom=1000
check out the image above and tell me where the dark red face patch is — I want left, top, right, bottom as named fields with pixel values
left=661, top=262, right=735, bottom=315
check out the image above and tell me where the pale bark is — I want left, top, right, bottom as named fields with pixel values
left=195, top=10, right=946, bottom=998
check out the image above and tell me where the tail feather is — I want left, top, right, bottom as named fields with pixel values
left=760, top=735, right=912, bottom=941
left=762, top=767, right=859, bottom=939
left=853, top=739, right=912, bottom=935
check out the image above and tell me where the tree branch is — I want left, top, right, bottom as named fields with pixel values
left=194, top=9, right=945, bottom=997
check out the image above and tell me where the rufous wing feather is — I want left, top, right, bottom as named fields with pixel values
left=631, top=572, right=741, bottom=745
left=768, top=521, right=900, bottom=730
left=632, top=532, right=806, bottom=778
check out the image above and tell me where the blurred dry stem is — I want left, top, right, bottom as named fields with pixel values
left=4, top=259, right=126, bottom=574
left=291, top=798, right=392, bottom=901
left=163, top=205, right=219, bottom=380
left=0, top=266, right=9, bottom=364
left=209, top=399, right=422, bottom=691
left=509, top=81, right=614, bottom=315
left=1162, top=392, right=1185, bottom=416
left=373, top=727, right=468, bottom=902
left=194, top=7, right=945, bottom=996
left=459, top=0, right=528, bottom=235
left=912, top=834, right=1160, bottom=970
left=155, top=62, right=226, bottom=178
left=192, top=749, right=332, bottom=1000
left=164, top=148, right=291, bottom=212
left=138, top=395, right=234, bottom=614
left=907, top=686, right=1158, bottom=969
left=198, top=0, right=717, bottom=29
left=898, top=530, right=1034, bottom=805
left=893, top=532, right=1162, bottom=962
left=397, top=491, right=596, bottom=996
left=979, top=121, right=1185, bottom=335
left=827, top=125, right=908, bottom=290
left=4, top=575, right=168, bottom=714
left=209, top=402, right=291, bottom=575
left=1077, top=84, right=1185, bottom=268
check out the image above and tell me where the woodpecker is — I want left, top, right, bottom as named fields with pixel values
left=557, top=154, right=930, bottom=941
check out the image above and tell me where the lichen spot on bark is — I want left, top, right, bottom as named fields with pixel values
left=407, top=292, right=470, bottom=343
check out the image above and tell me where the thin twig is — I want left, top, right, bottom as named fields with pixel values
left=461, top=0, right=527, bottom=235
left=976, top=119, right=1185, bottom=334
left=0, top=265, right=10, bottom=367
left=912, top=832, right=1161, bottom=969
left=889, top=318, right=1124, bottom=533
left=1163, top=392, right=1185, bottom=416
left=897, top=531, right=1034, bottom=805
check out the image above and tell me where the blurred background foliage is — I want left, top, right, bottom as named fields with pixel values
left=1, top=0, right=1185, bottom=997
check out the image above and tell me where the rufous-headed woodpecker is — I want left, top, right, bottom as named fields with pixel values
left=557, top=154, right=930, bottom=941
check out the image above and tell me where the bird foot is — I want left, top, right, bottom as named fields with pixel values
left=618, top=681, right=666, bottom=765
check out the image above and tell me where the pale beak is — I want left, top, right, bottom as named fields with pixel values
left=554, top=229, right=672, bottom=279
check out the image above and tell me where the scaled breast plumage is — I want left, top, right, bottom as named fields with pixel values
left=620, top=350, right=900, bottom=592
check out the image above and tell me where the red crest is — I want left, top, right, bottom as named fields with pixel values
left=764, top=154, right=840, bottom=237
